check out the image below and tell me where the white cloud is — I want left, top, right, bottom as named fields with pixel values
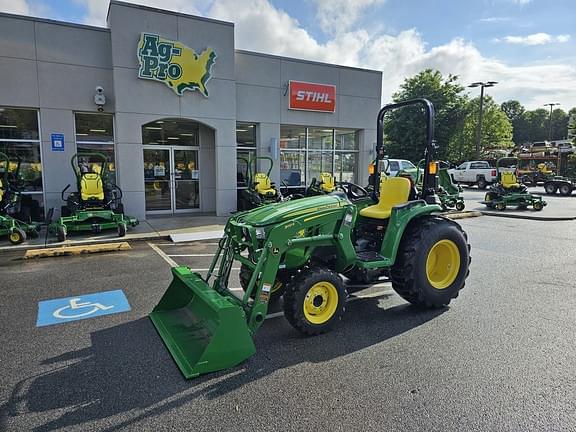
left=310, top=0, right=385, bottom=35
left=64, top=0, right=576, bottom=109
left=494, top=33, right=571, bottom=45
left=0, top=0, right=30, bottom=15
left=478, top=16, right=511, bottom=23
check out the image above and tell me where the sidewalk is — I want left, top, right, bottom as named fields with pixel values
left=0, top=214, right=228, bottom=252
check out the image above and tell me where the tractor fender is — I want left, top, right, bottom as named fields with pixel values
left=379, top=201, right=443, bottom=264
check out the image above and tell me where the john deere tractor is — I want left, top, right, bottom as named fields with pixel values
left=415, top=160, right=464, bottom=211
left=49, top=153, right=138, bottom=241
left=150, top=99, right=471, bottom=379
left=0, top=152, right=40, bottom=244
left=237, top=156, right=283, bottom=210
left=483, top=157, right=546, bottom=211
left=305, top=172, right=337, bottom=196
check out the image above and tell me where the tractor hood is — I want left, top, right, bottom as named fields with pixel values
left=237, top=194, right=350, bottom=227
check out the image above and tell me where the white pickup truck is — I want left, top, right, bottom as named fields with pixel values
left=448, top=161, right=498, bottom=189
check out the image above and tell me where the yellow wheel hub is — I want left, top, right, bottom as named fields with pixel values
left=9, top=232, right=20, bottom=242
left=303, top=281, right=338, bottom=324
left=426, top=239, right=460, bottom=289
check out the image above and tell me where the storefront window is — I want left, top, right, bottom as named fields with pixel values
left=142, top=119, right=199, bottom=146
left=280, top=126, right=359, bottom=187
left=0, top=107, right=44, bottom=221
left=236, top=123, right=256, bottom=188
left=75, top=113, right=116, bottom=184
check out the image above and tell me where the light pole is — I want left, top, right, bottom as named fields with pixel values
left=544, top=103, right=560, bottom=141
left=468, top=81, right=498, bottom=158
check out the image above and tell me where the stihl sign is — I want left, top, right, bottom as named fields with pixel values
left=288, top=81, right=336, bottom=113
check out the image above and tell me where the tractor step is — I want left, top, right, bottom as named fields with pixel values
left=356, top=250, right=385, bottom=262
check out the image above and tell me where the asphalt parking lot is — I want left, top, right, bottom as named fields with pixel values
left=1, top=215, right=576, bottom=431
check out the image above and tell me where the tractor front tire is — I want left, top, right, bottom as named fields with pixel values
left=391, top=216, right=470, bottom=308
left=56, top=225, right=67, bottom=242
left=117, top=222, right=127, bottom=237
left=455, top=201, right=465, bottom=212
left=9, top=228, right=26, bottom=245
left=283, top=266, right=347, bottom=335
left=533, top=201, right=544, bottom=211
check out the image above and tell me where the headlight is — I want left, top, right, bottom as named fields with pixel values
left=255, top=227, right=266, bottom=240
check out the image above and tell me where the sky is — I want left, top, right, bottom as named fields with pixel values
left=1, top=0, right=575, bottom=110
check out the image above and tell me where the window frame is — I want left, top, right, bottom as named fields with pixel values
left=0, top=107, right=44, bottom=219
left=280, top=126, right=360, bottom=188
left=74, top=112, right=117, bottom=184
left=236, top=122, right=258, bottom=190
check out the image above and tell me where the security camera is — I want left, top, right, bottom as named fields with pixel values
left=94, top=86, right=106, bottom=112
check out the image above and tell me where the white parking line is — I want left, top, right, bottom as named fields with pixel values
left=166, top=254, right=216, bottom=257
left=148, top=242, right=178, bottom=267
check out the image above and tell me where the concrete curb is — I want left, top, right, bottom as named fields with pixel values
left=24, top=242, right=131, bottom=259
left=443, top=211, right=483, bottom=220
left=480, top=211, right=576, bottom=221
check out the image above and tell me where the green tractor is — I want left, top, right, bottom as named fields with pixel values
left=49, top=153, right=138, bottom=242
left=305, top=172, right=337, bottom=196
left=150, top=99, right=471, bottom=379
left=0, top=152, right=40, bottom=244
left=237, top=155, right=283, bottom=211
left=483, top=157, right=546, bottom=211
left=415, top=160, right=465, bottom=211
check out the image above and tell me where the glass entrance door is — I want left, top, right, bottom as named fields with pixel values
left=144, top=146, right=200, bottom=214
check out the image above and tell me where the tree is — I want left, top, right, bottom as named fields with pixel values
left=568, top=107, right=576, bottom=143
left=450, top=96, right=513, bottom=160
left=501, top=100, right=525, bottom=122
left=384, top=69, right=468, bottom=162
left=550, top=108, right=569, bottom=140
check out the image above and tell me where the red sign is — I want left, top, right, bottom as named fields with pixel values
left=288, top=81, right=336, bottom=113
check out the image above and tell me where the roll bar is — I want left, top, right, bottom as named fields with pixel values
left=374, top=98, right=437, bottom=201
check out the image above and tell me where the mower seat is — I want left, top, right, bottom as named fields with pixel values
left=360, top=176, right=411, bottom=220
left=80, top=173, right=105, bottom=201
left=501, top=172, right=520, bottom=189
left=254, top=173, right=277, bottom=197
left=0, top=180, right=4, bottom=202
left=319, top=173, right=336, bottom=193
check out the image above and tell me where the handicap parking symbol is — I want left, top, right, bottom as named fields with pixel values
left=37, top=290, right=131, bottom=327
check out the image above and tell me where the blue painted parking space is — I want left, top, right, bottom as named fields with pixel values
left=37, top=289, right=131, bottom=327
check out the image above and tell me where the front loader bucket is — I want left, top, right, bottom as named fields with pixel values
left=150, top=266, right=256, bottom=379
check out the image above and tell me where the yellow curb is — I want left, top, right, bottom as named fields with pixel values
left=443, top=211, right=483, bottom=220
left=24, top=242, right=131, bottom=259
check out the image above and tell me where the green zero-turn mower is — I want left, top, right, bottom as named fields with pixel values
left=49, top=153, right=138, bottom=241
left=237, top=155, right=283, bottom=210
left=0, top=152, right=40, bottom=244
left=483, top=157, right=546, bottom=211
left=415, top=160, right=465, bottom=211
left=150, top=98, right=471, bottom=379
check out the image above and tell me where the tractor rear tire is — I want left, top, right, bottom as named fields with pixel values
left=239, top=264, right=290, bottom=302
left=390, top=216, right=470, bottom=308
left=283, top=266, right=347, bottom=335
left=9, top=228, right=26, bottom=245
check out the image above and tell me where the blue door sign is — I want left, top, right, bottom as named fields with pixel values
left=51, top=133, right=65, bottom=152
left=37, top=289, right=131, bottom=327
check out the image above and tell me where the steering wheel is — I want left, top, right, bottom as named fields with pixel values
left=336, top=182, right=369, bottom=200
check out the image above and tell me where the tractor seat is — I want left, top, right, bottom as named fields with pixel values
left=360, top=177, right=411, bottom=220
left=80, top=173, right=105, bottom=201
left=254, top=173, right=277, bottom=197
left=319, top=172, right=336, bottom=193
left=501, top=172, right=520, bottom=189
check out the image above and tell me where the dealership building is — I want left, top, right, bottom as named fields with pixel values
left=0, top=1, right=382, bottom=220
